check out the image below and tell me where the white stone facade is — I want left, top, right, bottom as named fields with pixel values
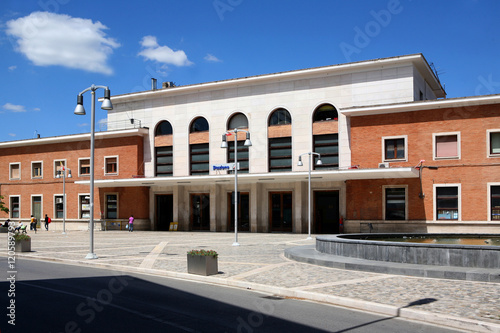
left=104, top=54, right=444, bottom=232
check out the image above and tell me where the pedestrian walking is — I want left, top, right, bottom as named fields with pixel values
left=44, top=214, right=50, bottom=231
left=30, top=215, right=37, bottom=233
left=128, top=214, right=134, bottom=232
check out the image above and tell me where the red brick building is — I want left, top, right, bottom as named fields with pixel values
left=0, top=129, right=150, bottom=230
left=344, top=95, right=500, bottom=233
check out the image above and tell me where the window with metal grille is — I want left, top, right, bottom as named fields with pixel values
left=313, top=134, right=338, bottom=170
left=156, top=146, right=173, bottom=176
left=190, top=143, right=209, bottom=175
left=268, top=137, right=292, bottom=172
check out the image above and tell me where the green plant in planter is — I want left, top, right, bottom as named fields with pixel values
left=187, top=249, right=218, bottom=258
left=14, top=233, right=31, bottom=241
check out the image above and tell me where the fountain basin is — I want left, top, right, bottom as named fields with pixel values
left=316, top=234, right=500, bottom=269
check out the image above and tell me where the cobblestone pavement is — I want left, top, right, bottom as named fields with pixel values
left=7, top=230, right=500, bottom=332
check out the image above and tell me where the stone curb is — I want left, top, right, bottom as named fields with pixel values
left=8, top=253, right=500, bottom=333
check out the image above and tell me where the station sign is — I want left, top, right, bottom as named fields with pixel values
left=212, top=163, right=240, bottom=171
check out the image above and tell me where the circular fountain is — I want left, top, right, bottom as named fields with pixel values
left=316, top=234, right=500, bottom=268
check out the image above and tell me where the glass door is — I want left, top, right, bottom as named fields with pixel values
left=32, top=196, right=42, bottom=227
left=191, top=194, right=210, bottom=230
left=156, top=195, right=173, bottom=231
left=269, top=192, right=293, bottom=232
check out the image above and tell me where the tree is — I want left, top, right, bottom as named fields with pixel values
left=0, top=195, right=9, bottom=214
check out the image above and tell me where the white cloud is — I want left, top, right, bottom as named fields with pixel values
left=6, top=11, right=120, bottom=75
left=204, top=54, right=222, bottom=63
left=8, top=133, right=16, bottom=137
left=3, top=103, right=26, bottom=112
left=138, top=35, right=192, bottom=67
left=8, top=65, right=17, bottom=71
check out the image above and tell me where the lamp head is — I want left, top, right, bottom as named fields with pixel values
left=243, top=132, right=252, bottom=147
left=316, top=159, right=323, bottom=166
left=56, top=172, right=61, bottom=179
left=101, top=89, right=113, bottom=110
left=221, top=134, right=228, bottom=148
left=74, top=95, right=86, bottom=115
left=297, top=156, right=303, bottom=166
left=67, top=169, right=73, bottom=178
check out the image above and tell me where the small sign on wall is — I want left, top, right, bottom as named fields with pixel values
left=169, top=222, right=178, bottom=231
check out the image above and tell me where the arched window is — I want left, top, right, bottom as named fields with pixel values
left=227, top=113, right=249, bottom=173
left=155, top=121, right=173, bottom=136
left=269, top=108, right=292, bottom=126
left=228, top=113, right=248, bottom=129
left=154, top=120, right=173, bottom=177
left=189, top=117, right=210, bottom=175
left=313, top=104, right=338, bottom=122
left=268, top=108, right=292, bottom=172
left=312, top=104, right=339, bottom=170
left=190, top=117, right=209, bottom=132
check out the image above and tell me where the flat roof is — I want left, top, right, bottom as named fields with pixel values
left=110, top=53, right=445, bottom=103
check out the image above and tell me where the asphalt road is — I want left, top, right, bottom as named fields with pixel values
left=0, top=258, right=462, bottom=333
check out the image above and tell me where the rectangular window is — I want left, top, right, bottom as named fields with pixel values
left=489, top=131, right=500, bottom=156
left=105, top=194, right=118, bottom=219
left=491, top=186, right=500, bottom=221
left=156, top=146, right=173, bottom=177
left=269, top=137, right=292, bottom=172
left=385, top=187, right=406, bottom=220
left=10, top=197, right=20, bottom=218
left=10, top=163, right=20, bottom=180
left=190, top=143, right=209, bottom=175
left=54, top=160, right=66, bottom=177
left=55, top=195, right=64, bottom=218
left=313, top=134, right=339, bottom=170
left=79, top=159, right=90, bottom=176
left=436, top=186, right=459, bottom=220
left=32, top=162, right=42, bottom=178
left=384, top=137, right=406, bottom=161
left=105, top=157, right=118, bottom=175
left=80, top=195, right=90, bottom=218
left=228, top=141, right=249, bottom=174
left=434, top=133, right=459, bottom=159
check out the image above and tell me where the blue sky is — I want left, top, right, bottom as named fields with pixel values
left=1, top=0, right=499, bottom=142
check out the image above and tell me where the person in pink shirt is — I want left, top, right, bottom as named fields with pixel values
left=128, top=214, right=134, bottom=232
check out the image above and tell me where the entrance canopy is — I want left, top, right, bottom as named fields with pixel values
left=76, top=167, right=419, bottom=188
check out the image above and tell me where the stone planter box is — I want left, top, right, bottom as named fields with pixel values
left=187, top=254, right=218, bottom=276
left=15, top=239, right=31, bottom=252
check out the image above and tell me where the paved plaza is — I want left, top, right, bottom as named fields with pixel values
left=6, top=230, right=500, bottom=332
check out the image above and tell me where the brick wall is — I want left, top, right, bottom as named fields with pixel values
left=348, top=103, right=500, bottom=222
left=0, top=135, right=147, bottom=221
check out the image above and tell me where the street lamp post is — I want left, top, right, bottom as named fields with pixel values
left=298, top=152, right=322, bottom=240
left=56, top=168, right=72, bottom=234
left=74, top=85, right=113, bottom=259
left=221, top=128, right=252, bottom=246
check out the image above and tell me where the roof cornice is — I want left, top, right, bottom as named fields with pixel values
left=0, top=128, right=149, bottom=149
left=342, top=94, right=500, bottom=117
